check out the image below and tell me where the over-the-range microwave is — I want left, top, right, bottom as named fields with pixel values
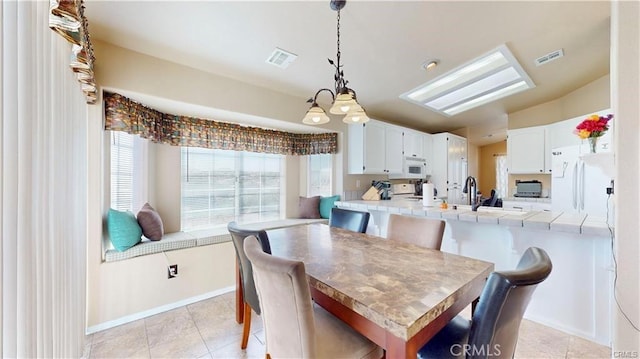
left=388, top=156, right=427, bottom=179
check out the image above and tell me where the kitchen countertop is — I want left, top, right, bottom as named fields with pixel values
left=335, top=199, right=613, bottom=236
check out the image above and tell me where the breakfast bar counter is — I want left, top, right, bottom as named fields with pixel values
left=335, top=199, right=613, bottom=236
left=335, top=199, right=614, bottom=346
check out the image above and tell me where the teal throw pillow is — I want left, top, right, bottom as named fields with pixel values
left=108, top=208, right=143, bottom=252
left=319, top=195, right=341, bottom=219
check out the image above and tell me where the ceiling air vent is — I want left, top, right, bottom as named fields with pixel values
left=266, top=47, right=298, bottom=69
left=535, top=49, right=564, bottom=67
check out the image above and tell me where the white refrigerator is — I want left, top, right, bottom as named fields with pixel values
left=551, top=144, right=613, bottom=219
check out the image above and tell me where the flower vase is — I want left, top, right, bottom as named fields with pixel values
left=588, top=137, right=598, bottom=153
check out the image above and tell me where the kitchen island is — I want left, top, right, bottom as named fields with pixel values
left=335, top=199, right=614, bottom=346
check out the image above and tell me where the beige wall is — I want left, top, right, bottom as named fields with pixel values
left=478, top=141, right=507, bottom=195
left=508, top=74, right=610, bottom=129
left=467, top=143, right=479, bottom=182
left=611, top=1, right=640, bottom=353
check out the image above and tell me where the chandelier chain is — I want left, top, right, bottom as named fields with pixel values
left=335, top=9, right=343, bottom=93
left=336, top=10, right=341, bottom=64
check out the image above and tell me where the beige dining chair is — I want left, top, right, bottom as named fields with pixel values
left=386, top=214, right=446, bottom=250
left=243, top=236, right=382, bottom=359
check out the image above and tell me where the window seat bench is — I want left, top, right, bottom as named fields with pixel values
left=104, top=218, right=328, bottom=262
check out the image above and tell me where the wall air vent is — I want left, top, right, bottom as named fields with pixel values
left=535, top=49, right=564, bottom=66
left=266, top=47, right=298, bottom=69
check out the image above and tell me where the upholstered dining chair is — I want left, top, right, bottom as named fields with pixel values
left=329, top=207, right=370, bottom=233
left=386, top=214, right=446, bottom=250
left=417, top=247, right=553, bottom=359
left=227, top=222, right=272, bottom=349
left=243, top=236, right=383, bottom=359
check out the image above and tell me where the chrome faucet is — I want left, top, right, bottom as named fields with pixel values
left=463, top=176, right=479, bottom=211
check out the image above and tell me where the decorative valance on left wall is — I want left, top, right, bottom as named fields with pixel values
left=104, top=92, right=338, bottom=155
left=49, top=0, right=97, bottom=104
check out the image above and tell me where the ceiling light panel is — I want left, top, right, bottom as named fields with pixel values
left=400, top=44, right=535, bottom=117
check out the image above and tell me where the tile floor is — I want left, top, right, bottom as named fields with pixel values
left=84, top=292, right=611, bottom=359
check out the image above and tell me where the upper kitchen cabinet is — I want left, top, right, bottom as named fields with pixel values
left=403, top=130, right=424, bottom=158
left=507, top=126, right=550, bottom=174
left=423, top=133, right=433, bottom=175
left=348, top=119, right=403, bottom=175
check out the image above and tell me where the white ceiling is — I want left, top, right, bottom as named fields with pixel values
left=84, top=0, right=611, bottom=146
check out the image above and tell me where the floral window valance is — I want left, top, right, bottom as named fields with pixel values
left=104, top=92, right=338, bottom=155
left=49, top=0, right=97, bottom=104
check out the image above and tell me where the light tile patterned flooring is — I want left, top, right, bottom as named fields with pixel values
left=84, top=292, right=611, bottom=359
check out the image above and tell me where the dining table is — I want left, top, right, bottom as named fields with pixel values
left=234, top=223, right=494, bottom=359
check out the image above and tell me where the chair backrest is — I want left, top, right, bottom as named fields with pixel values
left=481, top=189, right=499, bottom=207
left=227, top=222, right=272, bottom=314
left=386, top=214, right=446, bottom=250
left=328, top=208, right=370, bottom=233
left=468, top=247, right=553, bottom=359
left=244, top=236, right=316, bottom=358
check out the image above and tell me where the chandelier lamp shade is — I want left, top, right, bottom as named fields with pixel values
left=302, top=0, right=370, bottom=125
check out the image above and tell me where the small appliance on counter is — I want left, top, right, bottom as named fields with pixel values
left=514, top=180, right=542, bottom=198
left=372, top=180, right=392, bottom=200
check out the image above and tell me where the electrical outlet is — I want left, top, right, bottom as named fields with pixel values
left=168, top=264, right=178, bottom=279
left=606, top=179, right=614, bottom=195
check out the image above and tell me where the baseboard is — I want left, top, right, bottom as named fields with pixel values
left=86, top=286, right=235, bottom=335
left=523, top=313, right=611, bottom=347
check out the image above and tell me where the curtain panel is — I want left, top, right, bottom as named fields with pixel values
left=2, top=1, right=88, bottom=357
left=104, top=92, right=338, bottom=155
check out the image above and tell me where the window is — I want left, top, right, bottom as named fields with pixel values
left=181, top=148, right=284, bottom=230
left=307, top=154, right=333, bottom=197
left=110, top=131, right=147, bottom=212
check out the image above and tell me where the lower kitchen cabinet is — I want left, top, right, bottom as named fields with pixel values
left=502, top=200, right=551, bottom=211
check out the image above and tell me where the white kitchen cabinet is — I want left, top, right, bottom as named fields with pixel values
left=502, top=200, right=551, bottom=211
left=423, top=133, right=433, bottom=175
left=348, top=119, right=404, bottom=175
left=403, top=130, right=424, bottom=158
left=385, top=125, right=404, bottom=174
left=507, top=126, right=550, bottom=174
left=431, top=133, right=468, bottom=204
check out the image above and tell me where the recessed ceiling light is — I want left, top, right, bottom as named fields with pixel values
left=400, top=44, right=535, bottom=116
left=422, top=60, right=439, bottom=71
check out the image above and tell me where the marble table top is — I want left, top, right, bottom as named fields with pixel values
left=266, top=223, right=494, bottom=341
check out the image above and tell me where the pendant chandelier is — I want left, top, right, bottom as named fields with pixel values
left=302, top=0, right=370, bottom=125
